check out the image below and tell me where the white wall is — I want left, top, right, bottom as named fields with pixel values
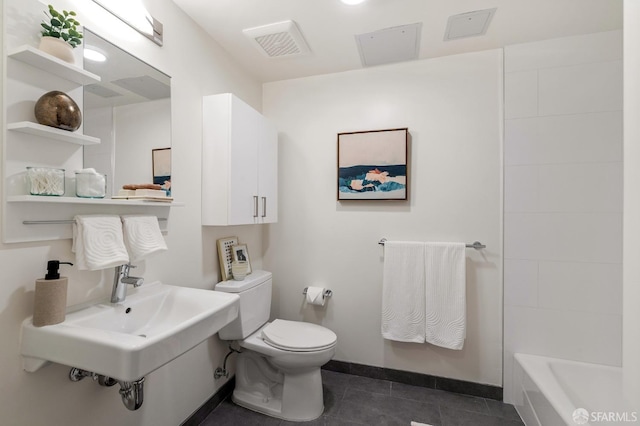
left=263, top=49, right=504, bottom=386
left=83, top=99, right=173, bottom=198
left=113, top=99, right=171, bottom=193
left=503, top=31, right=623, bottom=402
left=623, top=1, right=640, bottom=412
left=83, top=106, right=115, bottom=194
left=1, top=1, right=264, bottom=425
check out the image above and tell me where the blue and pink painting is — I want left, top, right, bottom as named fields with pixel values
left=152, top=148, right=171, bottom=196
left=337, top=128, right=408, bottom=200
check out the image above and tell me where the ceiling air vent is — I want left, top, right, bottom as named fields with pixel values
left=84, top=84, right=122, bottom=99
left=444, top=8, right=496, bottom=41
left=355, top=22, right=422, bottom=67
left=112, top=76, right=171, bottom=100
left=243, top=20, right=310, bottom=58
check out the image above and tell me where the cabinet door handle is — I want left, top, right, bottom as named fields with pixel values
left=261, top=197, right=267, bottom=218
left=253, top=196, right=258, bottom=218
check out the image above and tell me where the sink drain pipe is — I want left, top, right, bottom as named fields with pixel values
left=69, top=367, right=145, bottom=411
left=118, top=377, right=145, bottom=410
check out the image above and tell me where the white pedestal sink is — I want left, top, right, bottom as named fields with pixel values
left=21, top=281, right=240, bottom=382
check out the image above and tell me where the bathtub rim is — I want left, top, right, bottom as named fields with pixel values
left=514, top=353, right=623, bottom=426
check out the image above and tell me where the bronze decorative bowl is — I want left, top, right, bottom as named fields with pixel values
left=34, top=90, right=82, bottom=131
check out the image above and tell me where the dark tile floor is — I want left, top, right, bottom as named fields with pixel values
left=199, top=370, right=524, bottom=426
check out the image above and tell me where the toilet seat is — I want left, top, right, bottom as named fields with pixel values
left=261, top=319, right=337, bottom=352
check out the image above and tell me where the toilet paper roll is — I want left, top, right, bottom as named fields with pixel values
left=305, top=286, right=326, bottom=306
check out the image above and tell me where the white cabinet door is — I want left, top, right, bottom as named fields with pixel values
left=258, top=118, right=278, bottom=223
left=202, top=94, right=230, bottom=225
left=227, top=95, right=260, bottom=225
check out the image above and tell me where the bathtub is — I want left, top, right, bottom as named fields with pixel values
left=513, top=353, right=634, bottom=426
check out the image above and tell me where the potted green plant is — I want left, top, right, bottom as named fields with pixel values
left=38, top=4, right=83, bottom=64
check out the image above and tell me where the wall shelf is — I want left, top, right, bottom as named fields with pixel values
left=4, top=196, right=183, bottom=243
left=8, top=122, right=101, bottom=145
left=7, top=45, right=101, bottom=85
left=7, top=195, right=184, bottom=207
left=4, top=43, right=178, bottom=243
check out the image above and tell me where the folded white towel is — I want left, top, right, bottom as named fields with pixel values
left=121, top=215, right=167, bottom=262
left=424, top=242, right=466, bottom=350
left=381, top=241, right=426, bottom=343
left=73, top=215, right=129, bottom=271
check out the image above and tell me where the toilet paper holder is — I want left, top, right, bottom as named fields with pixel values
left=302, top=287, right=333, bottom=298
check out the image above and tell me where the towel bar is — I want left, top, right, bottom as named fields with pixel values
left=302, top=287, right=333, bottom=297
left=378, top=238, right=486, bottom=250
left=23, top=218, right=167, bottom=225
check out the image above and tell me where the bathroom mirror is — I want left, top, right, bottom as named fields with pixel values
left=82, top=29, right=171, bottom=197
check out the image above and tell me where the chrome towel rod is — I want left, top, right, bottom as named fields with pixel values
left=378, top=238, right=486, bottom=250
left=23, top=218, right=167, bottom=225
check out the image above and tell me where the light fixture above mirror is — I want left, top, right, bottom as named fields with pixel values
left=91, top=0, right=163, bottom=46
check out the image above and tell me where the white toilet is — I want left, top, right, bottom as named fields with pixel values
left=215, top=270, right=337, bottom=422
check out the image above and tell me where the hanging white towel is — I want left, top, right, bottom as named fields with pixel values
left=424, top=242, right=466, bottom=350
left=381, top=241, right=426, bottom=343
left=121, top=215, right=168, bottom=262
left=72, top=215, right=129, bottom=271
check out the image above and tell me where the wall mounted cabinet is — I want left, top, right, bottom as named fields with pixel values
left=202, top=93, right=278, bottom=225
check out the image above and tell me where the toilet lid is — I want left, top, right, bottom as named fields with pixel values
left=261, top=319, right=337, bottom=352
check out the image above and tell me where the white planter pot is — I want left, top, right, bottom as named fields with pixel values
left=38, top=36, right=75, bottom=64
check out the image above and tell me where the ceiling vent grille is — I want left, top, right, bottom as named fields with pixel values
left=444, top=8, right=497, bottom=41
left=355, top=23, right=422, bottom=67
left=84, top=84, right=122, bottom=99
left=243, top=20, right=310, bottom=58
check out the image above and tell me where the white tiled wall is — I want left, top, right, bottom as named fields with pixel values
left=624, top=1, right=640, bottom=409
left=503, top=31, right=623, bottom=403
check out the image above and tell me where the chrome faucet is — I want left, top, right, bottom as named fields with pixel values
left=111, top=264, right=144, bottom=303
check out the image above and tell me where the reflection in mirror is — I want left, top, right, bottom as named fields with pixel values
left=82, top=29, right=171, bottom=197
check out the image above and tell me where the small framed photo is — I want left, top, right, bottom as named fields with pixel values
left=337, top=128, right=408, bottom=200
left=231, top=244, right=252, bottom=274
left=217, top=236, right=238, bottom=281
left=152, top=147, right=171, bottom=196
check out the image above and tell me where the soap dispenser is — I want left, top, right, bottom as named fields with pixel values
left=33, top=260, right=73, bottom=327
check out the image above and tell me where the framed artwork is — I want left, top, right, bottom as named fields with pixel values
left=231, top=244, right=252, bottom=274
left=337, top=128, right=408, bottom=200
left=217, top=236, right=238, bottom=281
left=152, top=147, right=171, bottom=196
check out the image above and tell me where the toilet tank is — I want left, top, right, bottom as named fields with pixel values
left=215, top=270, right=272, bottom=340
